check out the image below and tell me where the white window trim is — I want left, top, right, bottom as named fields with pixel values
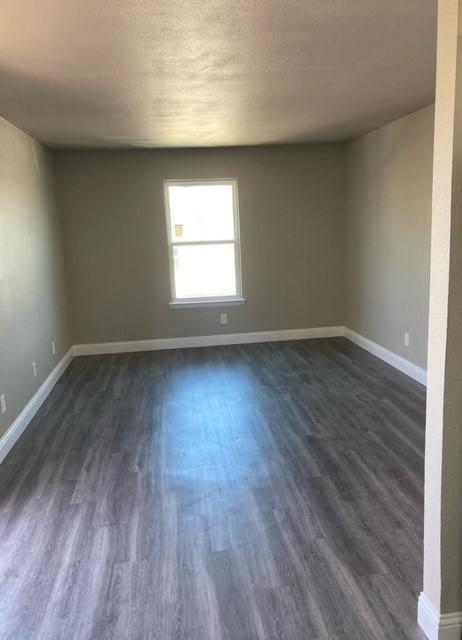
left=163, top=179, right=244, bottom=307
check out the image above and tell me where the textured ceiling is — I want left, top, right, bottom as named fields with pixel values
left=0, top=1, right=437, bottom=148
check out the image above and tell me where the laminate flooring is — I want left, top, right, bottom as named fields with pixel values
left=0, top=338, right=427, bottom=639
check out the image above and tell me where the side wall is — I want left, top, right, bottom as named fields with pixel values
left=0, top=118, right=71, bottom=439
left=345, top=105, right=434, bottom=369
left=52, top=145, right=346, bottom=344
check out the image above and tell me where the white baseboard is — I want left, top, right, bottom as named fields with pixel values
left=0, top=348, right=74, bottom=464
left=343, top=327, right=427, bottom=386
left=73, top=326, right=345, bottom=356
left=418, top=593, right=462, bottom=640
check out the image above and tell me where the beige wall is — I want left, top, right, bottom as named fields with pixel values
left=52, top=145, right=346, bottom=344
left=437, top=31, right=462, bottom=614
left=345, top=105, right=434, bottom=369
left=422, top=0, right=462, bottom=617
left=0, top=118, right=71, bottom=439
left=436, top=30, right=462, bottom=614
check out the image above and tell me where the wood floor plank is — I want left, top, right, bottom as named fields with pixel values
left=0, top=338, right=426, bottom=639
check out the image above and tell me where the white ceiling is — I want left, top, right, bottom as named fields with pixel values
left=0, top=1, right=437, bottom=148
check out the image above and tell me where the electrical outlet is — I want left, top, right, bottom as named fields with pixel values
left=404, top=333, right=410, bottom=347
left=220, top=313, right=228, bottom=325
left=51, top=341, right=56, bottom=355
left=0, top=394, right=6, bottom=414
left=32, top=362, right=37, bottom=378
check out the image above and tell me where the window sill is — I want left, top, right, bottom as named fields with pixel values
left=169, top=297, right=246, bottom=309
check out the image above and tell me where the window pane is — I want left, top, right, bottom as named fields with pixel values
left=173, top=244, right=237, bottom=299
left=168, top=184, right=235, bottom=242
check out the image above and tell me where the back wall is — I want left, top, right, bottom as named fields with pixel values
left=52, top=145, right=346, bottom=344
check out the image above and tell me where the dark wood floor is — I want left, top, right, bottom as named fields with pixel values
left=0, top=338, right=427, bottom=640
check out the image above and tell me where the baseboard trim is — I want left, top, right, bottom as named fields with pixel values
left=73, top=326, right=345, bottom=356
left=0, top=348, right=74, bottom=464
left=418, top=593, right=462, bottom=640
left=343, top=327, right=427, bottom=386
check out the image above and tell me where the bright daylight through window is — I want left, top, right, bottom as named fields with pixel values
left=164, top=180, right=243, bottom=305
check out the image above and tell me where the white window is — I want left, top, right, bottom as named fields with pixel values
left=164, top=180, right=244, bottom=307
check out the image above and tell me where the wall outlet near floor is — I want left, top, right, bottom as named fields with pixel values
left=404, top=333, right=410, bottom=347
left=220, top=313, right=228, bottom=325
left=32, top=362, right=37, bottom=378
left=0, top=394, right=6, bottom=414
left=51, top=341, right=56, bottom=355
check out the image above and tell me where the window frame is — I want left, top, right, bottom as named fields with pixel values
left=163, top=178, right=245, bottom=308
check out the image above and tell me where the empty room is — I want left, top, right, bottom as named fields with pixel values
left=1, top=1, right=462, bottom=639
